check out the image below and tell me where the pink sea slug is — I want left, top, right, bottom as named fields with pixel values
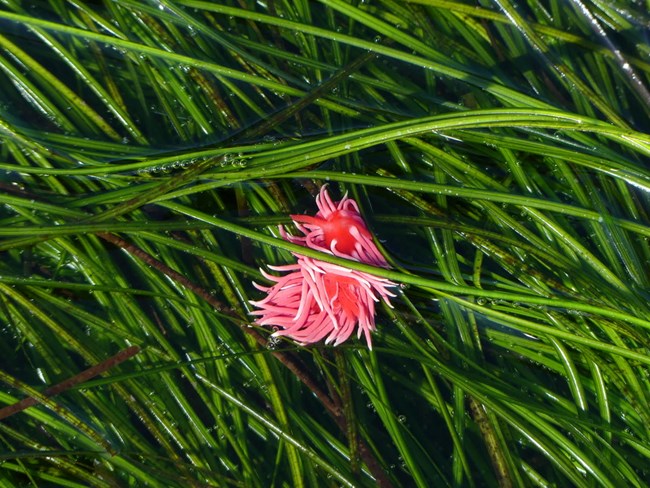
left=251, top=186, right=395, bottom=349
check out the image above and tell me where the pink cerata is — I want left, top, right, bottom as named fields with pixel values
left=251, top=185, right=395, bottom=349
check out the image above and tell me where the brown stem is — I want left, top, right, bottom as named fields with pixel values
left=468, top=396, right=513, bottom=488
left=0, top=346, right=140, bottom=421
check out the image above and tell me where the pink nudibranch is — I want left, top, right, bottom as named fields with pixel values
left=284, top=185, right=389, bottom=268
left=251, top=185, right=395, bottom=349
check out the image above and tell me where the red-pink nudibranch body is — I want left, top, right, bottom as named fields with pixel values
left=285, top=187, right=389, bottom=267
left=250, top=186, right=395, bottom=349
